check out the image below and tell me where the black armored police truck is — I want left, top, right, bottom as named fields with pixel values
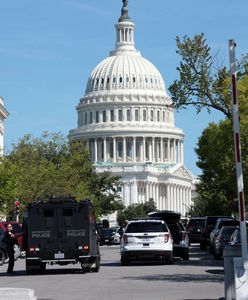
left=23, top=196, right=100, bottom=274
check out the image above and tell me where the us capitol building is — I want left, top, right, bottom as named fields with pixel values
left=69, top=1, right=195, bottom=217
left=0, top=96, right=9, bottom=156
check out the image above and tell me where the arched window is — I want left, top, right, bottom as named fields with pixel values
left=101, top=78, right=104, bottom=84
left=96, top=111, right=99, bottom=123
left=118, top=109, right=123, bottom=121
left=150, top=110, right=154, bottom=122
left=107, top=77, right=110, bottom=84
left=135, top=109, right=139, bottom=121
left=102, top=111, right=106, bottom=122
left=143, top=110, right=147, bottom=121
left=157, top=111, right=160, bottom=122
left=113, top=77, right=116, bottom=83
left=133, top=77, right=136, bottom=83
left=119, top=77, right=123, bottom=83
left=126, top=109, right=131, bottom=121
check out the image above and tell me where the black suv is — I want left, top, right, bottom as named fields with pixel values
left=200, top=216, right=232, bottom=250
left=148, top=210, right=189, bottom=260
left=186, top=217, right=205, bottom=244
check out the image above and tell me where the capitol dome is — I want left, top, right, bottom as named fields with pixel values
left=69, top=1, right=194, bottom=216
left=85, top=54, right=166, bottom=95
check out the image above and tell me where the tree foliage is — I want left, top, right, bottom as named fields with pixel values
left=117, top=199, right=156, bottom=226
left=0, top=132, right=122, bottom=218
left=169, top=34, right=248, bottom=119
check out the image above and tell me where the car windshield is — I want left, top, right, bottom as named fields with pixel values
left=126, top=222, right=168, bottom=233
left=101, top=228, right=116, bottom=235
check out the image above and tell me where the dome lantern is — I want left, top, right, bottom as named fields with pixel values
left=110, top=0, right=138, bottom=56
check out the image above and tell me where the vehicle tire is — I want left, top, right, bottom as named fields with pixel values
left=121, top=255, right=130, bottom=266
left=91, top=256, right=100, bottom=273
left=0, top=249, right=5, bottom=266
left=182, top=250, right=189, bottom=261
left=200, top=241, right=206, bottom=250
left=40, top=262, right=46, bottom=272
left=167, top=253, right=174, bottom=264
left=209, top=244, right=214, bottom=255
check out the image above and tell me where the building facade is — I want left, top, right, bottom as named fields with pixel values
left=69, top=2, right=195, bottom=217
left=0, top=96, right=9, bottom=156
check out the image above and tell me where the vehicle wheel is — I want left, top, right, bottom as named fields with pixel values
left=167, top=253, right=174, bottom=264
left=209, top=244, right=214, bottom=254
left=182, top=251, right=189, bottom=261
left=200, top=242, right=206, bottom=250
left=0, top=249, right=6, bottom=266
left=121, top=255, right=130, bottom=266
left=91, top=256, right=100, bottom=273
left=40, top=262, right=46, bottom=272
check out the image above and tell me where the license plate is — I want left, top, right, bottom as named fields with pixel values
left=55, top=253, right=64, bottom=259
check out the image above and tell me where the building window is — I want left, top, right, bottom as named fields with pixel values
left=135, top=109, right=139, bottom=121
left=127, top=141, right=132, bottom=157
left=118, top=109, right=123, bottom=121
left=85, top=112, right=87, bottom=124
left=96, top=111, right=99, bottom=123
left=126, top=109, right=131, bottom=121
left=133, top=77, right=136, bottom=83
left=90, top=112, right=93, bottom=123
left=119, top=77, right=123, bottom=83
left=102, top=111, right=106, bottom=122
left=157, top=111, right=160, bottom=122
left=143, top=110, right=147, bottom=121
left=107, top=77, right=110, bottom=84
left=118, top=142, right=123, bottom=157
left=163, top=111, right=165, bottom=122
left=113, top=77, right=116, bottom=83
left=109, top=142, right=113, bottom=158
left=110, top=110, right=114, bottom=122
left=150, top=110, right=154, bottom=122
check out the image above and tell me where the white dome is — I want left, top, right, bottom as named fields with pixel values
left=85, top=54, right=166, bottom=94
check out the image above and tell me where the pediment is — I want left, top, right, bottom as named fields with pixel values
left=172, top=165, right=194, bottom=180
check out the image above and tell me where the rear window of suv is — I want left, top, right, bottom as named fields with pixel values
left=126, top=222, right=168, bottom=233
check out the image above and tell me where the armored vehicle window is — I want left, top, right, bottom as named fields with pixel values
left=63, top=209, right=73, bottom=217
left=44, top=209, right=54, bottom=217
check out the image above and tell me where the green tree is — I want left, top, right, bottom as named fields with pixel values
left=0, top=132, right=122, bottom=218
left=117, top=199, right=156, bottom=226
left=168, top=34, right=248, bottom=119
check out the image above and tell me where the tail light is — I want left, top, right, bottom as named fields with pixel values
left=123, top=235, right=128, bottom=244
left=29, top=247, right=35, bottom=253
left=164, top=233, right=170, bottom=243
left=83, top=245, right=89, bottom=252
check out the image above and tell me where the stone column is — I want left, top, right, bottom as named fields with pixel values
left=94, top=139, right=98, bottom=162
left=181, top=140, right=184, bottom=164
left=152, top=137, right=155, bottom=163
left=173, top=139, right=176, bottom=163
left=133, top=137, right=136, bottom=162
left=113, top=137, right=117, bottom=163
left=103, top=138, right=107, bottom=162
left=123, top=137, right=126, bottom=162
left=167, top=138, right=170, bottom=162
left=160, top=138, right=164, bottom=163
left=156, top=183, right=159, bottom=209
left=143, top=137, right=146, bottom=162
left=149, top=140, right=152, bottom=161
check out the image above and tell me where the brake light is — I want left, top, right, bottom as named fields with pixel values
left=123, top=235, right=128, bottom=244
left=29, top=247, right=35, bottom=252
left=83, top=245, right=89, bottom=251
left=164, top=233, right=170, bottom=243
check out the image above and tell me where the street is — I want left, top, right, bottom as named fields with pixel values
left=0, top=245, right=224, bottom=300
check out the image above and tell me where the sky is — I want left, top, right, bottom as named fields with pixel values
left=0, top=0, right=247, bottom=177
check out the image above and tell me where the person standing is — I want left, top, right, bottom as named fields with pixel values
left=3, top=224, right=18, bottom=275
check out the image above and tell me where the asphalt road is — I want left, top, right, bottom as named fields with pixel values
left=0, top=245, right=225, bottom=300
